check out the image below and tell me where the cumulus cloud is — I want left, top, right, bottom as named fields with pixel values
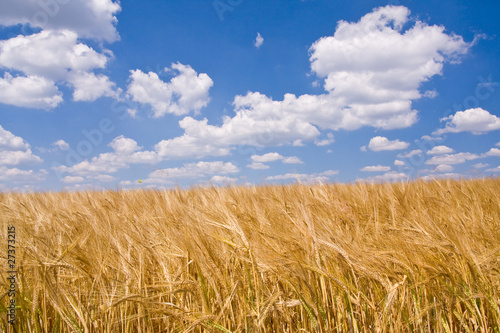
left=251, top=153, right=284, bottom=163
left=150, top=6, right=470, bottom=159
left=360, top=171, right=408, bottom=183
left=62, top=176, right=84, bottom=184
left=397, top=149, right=422, bottom=158
left=0, top=30, right=117, bottom=108
left=248, top=152, right=303, bottom=168
left=368, top=136, right=409, bottom=151
left=53, top=139, right=69, bottom=150
left=360, top=165, right=391, bottom=172
left=434, top=108, right=500, bottom=135
left=472, top=163, right=488, bottom=169
left=425, top=152, right=479, bottom=165
left=0, top=125, right=42, bottom=166
left=210, top=176, right=238, bottom=183
left=0, top=125, right=30, bottom=151
left=308, top=5, right=469, bottom=130
left=421, top=173, right=462, bottom=181
left=314, top=133, right=335, bottom=146
left=0, top=166, right=47, bottom=182
left=70, top=72, right=119, bottom=102
left=146, top=161, right=239, bottom=182
left=483, top=148, right=500, bottom=157
left=0, top=0, right=121, bottom=42
left=282, top=156, right=304, bottom=164
left=266, top=170, right=338, bottom=183
left=0, top=73, right=62, bottom=109
left=127, top=63, right=214, bottom=117
left=254, top=32, right=264, bottom=48
left=247, top=162, right=270, bottom=170
left=486, top=166, right=500, bottom=172
left=154, top=99, right=319, bottom=159
left=427, top=145, right=454, bottom=155
left=431, top=164, right=454, bottom=173
left=53, top=135, right=160, bottom=177
left=394, top=159, right=405, bottom=166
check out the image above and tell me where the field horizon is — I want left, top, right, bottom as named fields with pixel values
left=1, top=177, right=500, bottom=332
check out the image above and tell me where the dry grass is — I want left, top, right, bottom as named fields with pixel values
left=1, top=177, right=500, bottom=332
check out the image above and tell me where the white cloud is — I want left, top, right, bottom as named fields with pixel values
left=472, top=163, right=488, bottom=169
left=251, top=152, right=284, bottom=163
left=486, top=166, right=500, bottom=172
left=394, top=159, right=405, bottom=166
left=247, top=162, right=270, bottom=170
left=0, top=125, right=30, bottom=151
left=421, top=173, right=462, bottom=181
left=0, top=149, right=42, bottom=166
left=127, top=108, right=138, bottom=118
left=250, top=152, right=303, bottom=165
left=483, top=148, right=500, bottom=157
left=254, top=32, right=264, bottom=48
left=70, top=72, right=119, bottom=102
left=155, top=102, right=319, bottom=159
left=421, top=135, right=443, bottom=141
left=0, top=0, right=121, bottom=42
left=282, top=156, right=304, bottom=164
left=210, top=176, right=237, bottom=183
left=0, top=166, right=47, bottom=182
left=360, top=171, right=408, bottom=183
left=90, top=174, right=116, bottom=182
left=423, top=90, right=438, bottom=98
left=53, top=139, right=69, bottom=151
left=127, top=63, right=214, bottom=117
left=425, top=152, right=479, bottom=165
left=314, top=133, right=335, bottom=146
left=266, top=170, right=338, bottom=183
left=0, top=30, right=117, bottom=108
left=496, top=142, right=500, bottom=147
left=360, top=165, right=391, bottom=172
left=62, top=176, right=84, bottom=183
left=368, top=136, right=409, bottom=151
left=397, top=149, right=422, bottom=158
left=434, top=108, right=500, bottom=135
left=0, top=125, right=42, bottom=166
left=431, top=164, right=454, bottom=173
left=53, top=135, right=160, bottom=176
left=0, top=30, right=108, bottom=79
left=148, top=161, right=238, bottom=180
left=150, top=6, right=470, bottom=159
left=308, top=5, right=469, bottom=130
left=0, top=73, right=62, bottom=109
left=427, top=145, right=454, bottom=155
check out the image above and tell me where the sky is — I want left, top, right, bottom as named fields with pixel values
left=0, top=0, right=499, bottom=192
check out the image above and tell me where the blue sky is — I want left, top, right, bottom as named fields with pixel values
left=0, top=0, right=499, bottom=191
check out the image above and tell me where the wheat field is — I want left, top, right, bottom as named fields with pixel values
left=1, top=178, right=499, bottom=332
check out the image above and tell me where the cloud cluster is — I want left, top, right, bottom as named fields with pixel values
left=0, top=0, right=121, bottom=42
left=266, top=170, right=338, bottom=183
left=145, top=161, right=239, bottom=184
left=127, top=63, right=214, bottom=117
left=143, top=5, right=470, bottom=160
left=0, top=1, right=121, bottom=109
left=367, top=136, right=409, bottom=151
left=54, top=135, right=160, bottom=177
left=0, top=125, right=45, bottom=183
left=434, top=108, right=500, bottom=135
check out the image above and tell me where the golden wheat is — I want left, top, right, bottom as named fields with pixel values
left=1, top=178, right=499, bottom=332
